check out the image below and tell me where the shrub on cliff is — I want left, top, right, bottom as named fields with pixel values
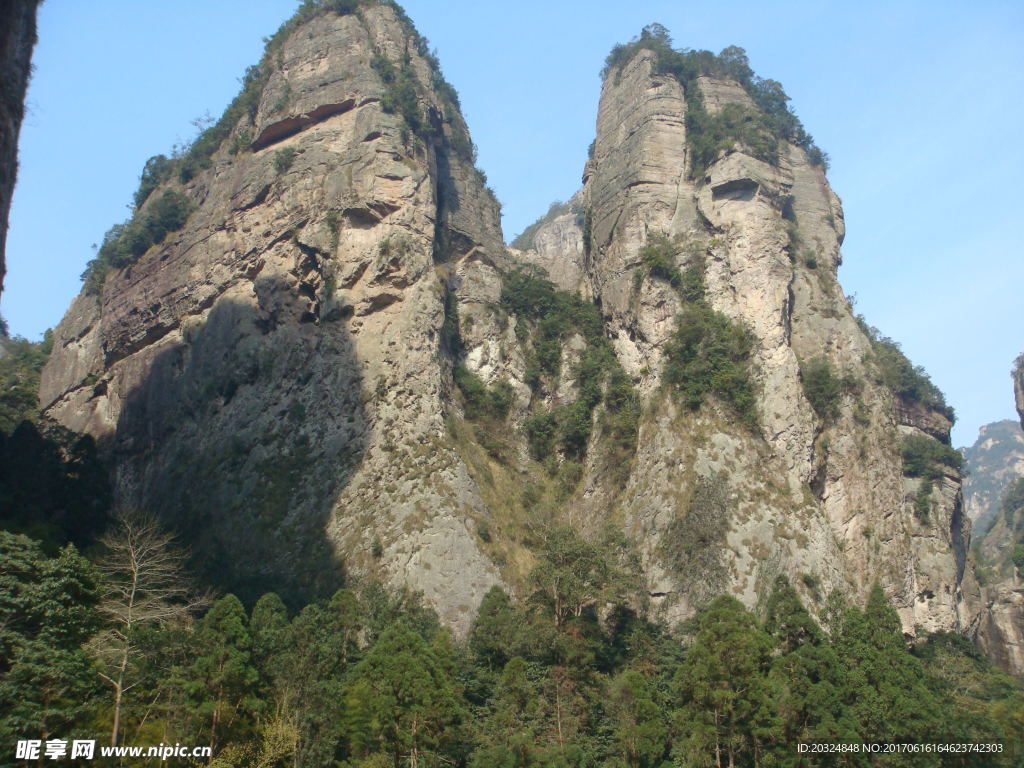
left=603, top=29, right=828, bottom=174
left=81, top=190, right=194, bottom=292
left=857, top=316, right=953, bottom=420
left=901, top=434, right=964, bottom=481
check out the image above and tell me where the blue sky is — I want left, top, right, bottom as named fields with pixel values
left=4, top=1, right=1022, bottom=446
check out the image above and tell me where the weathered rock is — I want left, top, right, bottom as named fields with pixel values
left=41, top=15, right=991, bottom=652
left=1015, top=353, right=1024, bottom=429
left=962, top=420, right=1024, bottom=528
left=40, top=5, right=504, bottom=631
left=509, top=49, right=979, bottom=635
left=976, top=583, right=1024, bottom=674
left=967, top=418, right=1024, bottom=673
left=0, top=0, right=41, bottom=300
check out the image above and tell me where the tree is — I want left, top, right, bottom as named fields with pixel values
left=469, top=657, right=544, bottom=768
left=469, top=586, right=520, bottom=672
left=0, top=532, right=100, bottom=743
left=607, top=670, right=668, bottom=768
left=343, top=624, right=464, bottom=768
left=672, top=596, right=777, bottom=768
left=763, top=579, right=856, bottom=764
left=90, top=510, right=203, bottom=746
left=528, top=526, right=634, bottom=629
left=187, top=594, right=260, bottom=753
left=834, top=584, right=943, bottom=756
left=284, top=588, right=362, bottom=768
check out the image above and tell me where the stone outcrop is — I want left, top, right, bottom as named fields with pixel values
left=1015, top=353, right=1024, bottom=429
left=41, top=9, right=988, bottom=647
left=962, top=419, right=1024, bottom=673
left=0, top=0, right=41, bottom=300
left=962, top=420, right=1024, bottom=531
left=506, top=49, right=979, bottom=635
left=40, top=4, right=504, bottom=630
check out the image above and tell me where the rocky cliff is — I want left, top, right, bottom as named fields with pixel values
left=970, top=368, right=1024, bottom=672
left=963, top=420, right=1024, bottom=536
left=1015, top=353, right=1024, bottom=428
left=41, top=6, right=984, bottom=641
left=0, top=0, right=41, bottom=300
left=492, top=40, right=978, bottom=636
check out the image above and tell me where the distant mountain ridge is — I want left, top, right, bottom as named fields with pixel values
left=962, top=419, right=1024, bottom=539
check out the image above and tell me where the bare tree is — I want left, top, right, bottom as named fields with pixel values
left=89, top=510, right=206, bottom=747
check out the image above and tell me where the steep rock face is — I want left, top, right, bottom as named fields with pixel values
left=969, top=417, right=1024, bottom=674
left=962, top=420, right=1024, bottom=532
left=1015, top=354, right=1024, bottom=428
left=42, top=14, right=986, bottom=645
left=512, top=50, right=979, bottom=634
left=40, top=5, right=504, bottom=630
left=0, top=0, right=41, bottom=299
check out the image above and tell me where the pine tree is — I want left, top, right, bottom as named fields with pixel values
left=187, top=594, right=260, bottom=753
left=469, top=586, right=520, bottom=672
left=671, top=595, right=777, bottom=768
left=0, top=532, right=100, bottom=742
left=835, top=584, right=943, bottom=764
left=762, top=579, right=856, bottom=764
left=343, top=624, right=464, bottom=768
left=607, top=669, right=668, bottom=768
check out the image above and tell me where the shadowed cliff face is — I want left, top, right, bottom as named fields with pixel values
left=41, top=9, right=991, bottom=649
left=0, top=0, right=40, bottom=299
left=40, top=4, right=505, bottom=632
left=111, top=292, right=362, bottom=606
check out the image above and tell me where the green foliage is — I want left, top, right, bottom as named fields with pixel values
left=607, top=670, right=668, bottom=768
left=634, top=232, right=760, bottom=428
left=857, top=315, right=954, bottom=420
left=0, top=331, right=51, bottom=433
left=188, top=594, right=261, bottom=751
left=133, top=154, right=173, bottom=208
left=901, top=433, right=964, bottom=481
left=344, top=624, right=465, bottom=765
left=663, top=304, right=758, bottom=427
left=799, top=356, right=858, bottom=423
left=914, top=480, right=933, bottom=522
left=5, top=523, right=1024, bottom=766
left=0, top=533, right=100, bottom=744
left=273, top=146, right=298, bottom=173
left=686, top=101, right=780, bottom=175
left=371, top=49, right=423, bottom=135
left=671, top=595, right=776, bottom=767
left=501, top=268, right=640, bottom=464
left=527, top=526, right=636, bottom=629
left=1013, top=545, right=1024, bottom=572
left=834, top=585, right=947, bottom=751
left=1000, top=476, right=1024, bottom=526
left=603, top=27, right=827, bottom=176
left=82, top=189, right=195, bottom=292
left=454, top=364, right=513, bottom=423
left=763, top=579, right=857, bottom=749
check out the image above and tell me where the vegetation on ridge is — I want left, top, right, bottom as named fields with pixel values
left=80, top=0, right=487, bottom=293
left=510, top=200, right=584, bottom=251
left=500, top=268, right=640, bottom=469
left=799, top=356, right=860, bottom=424
left=604, top=24, right=829, bottom=176
left=856, top=314, right=954, bottom=421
